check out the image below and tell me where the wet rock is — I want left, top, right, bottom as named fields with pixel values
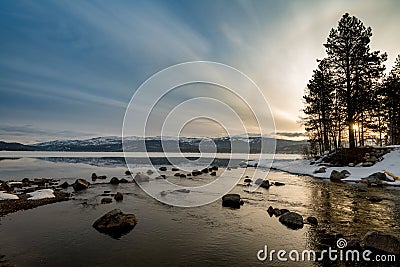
left=22, top=178, right=30, bottom=184
left=211, top=166, right=218, bottom=171
left=171, top=167, right=179, bottom=172
left=273, top=208, right=282, bottom=217
left=174, top=173, right=181, bottom=177
left=222, top=194, right=243, bottom=209
left=306, top=216, right=318, bottom=225
left=210, top=172, right=217, bottom=176
left=110, top=177, right=120, bottom=185
left=91, top=173, right=98, bottom=180
left=134, top=173, right=149, bottom=183
left=273, top=182, right=285, bottom=186
left=125, top=170, right=132, bottom=175
left=363, top=231, right=400, bottom=255
left=192, top=170, right=202, bottom=176
left=101, top=197, right=113, bottom=204
left=280, top=209, right=290, bottom=215
left=146, top=169, right=154, bottom=175
left=267, top=206, right=274, bottom=217
left=244, top=178, right=252, bottom=184
left=159, top=167, right=167, bottom=171
left=314, top=167, right=327, bottom=174
left=278, top=212, right=304, bottom=230
left=259, top=180, right=270, bottom=189
left=201, top=168, right=209, bottom=173
left=114, top=192, right=123, bottom=201
left=72, top=179, right=89, bottom=191
left=179, top=174, right=186, bottom=178
left=92, top=209, right=137, bottom=239
left=60, top=181, right=69, bottom=189
left=119, top=178, right=129, bottom=183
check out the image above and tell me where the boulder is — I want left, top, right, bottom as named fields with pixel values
left=110, top=177, right=120, bottom=185
left=210, top=172, right=217, bottom=176
left=119, top=178, right=129, bottom=183
left=280, top=209, right=290, bottom=215
left=134, top=173, right=149, bottom=183
left=60, top=181, right=69, bottom=189
left=192, top=170, right=202, bottom=176
left=222, top=194, right=243, bottom=209
left=306, top=216, right=318, bottom=225
left=363, top=231, right=400, bottom=255
left=101, top=197, right=113, bottom=204
left=159, top=167, right=167, bottom=171
left=367, top=172, right=391, bottom=182
left=278, top=212, right=304, bottom=230
left=254, top=178, right=263, bottom=185
left=72, top=179, right=89, bottom=191
left=330, top=170, right=350, bottom=182
left=244, top=178, right=252, bottom=184
left=259, top=180, right=270, bottom=189
left=114, top=192, right=123, bottom=201
left=92, top=209, right=137, bottom=239
left=314, top=167, right=327, bottom=174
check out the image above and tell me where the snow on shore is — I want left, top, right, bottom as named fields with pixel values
left=0, top=191, right=19, bottom=200
left=250, top=147, right=400, bottom=186
left=27, top=189, right=55, bottom=200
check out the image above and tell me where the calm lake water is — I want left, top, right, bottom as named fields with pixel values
left=0, top=153, right=399, bottom=266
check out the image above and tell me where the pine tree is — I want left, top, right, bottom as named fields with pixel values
left=324, top=13, right=386, bottom=148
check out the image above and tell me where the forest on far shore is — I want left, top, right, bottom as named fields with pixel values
left=302, top=13, right=400, bottom=156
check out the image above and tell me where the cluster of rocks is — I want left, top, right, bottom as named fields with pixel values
left=1, top=178, right=59, bottom=194
left=267, top=205, right=318, bottom=230
left=252, top=179, right=285, bottom=189
left=157, top=165, right=219, bottom=179
left=100, top=191, right=124, bottom=204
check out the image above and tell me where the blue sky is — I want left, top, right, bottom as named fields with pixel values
left=1, top=0, right=399, bottom=143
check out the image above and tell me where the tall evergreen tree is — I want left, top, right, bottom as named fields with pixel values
left=323, top=13, right=386, bottom=148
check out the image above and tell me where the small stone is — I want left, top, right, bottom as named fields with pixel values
left=159, top=167, right=167, bottom=171
left=306, top=216, right=318, bottom=225
left=210, top=172, right=217, bottom=176
left=101, top=197, right=113, bottom=204
left=114, top=192, right=123, bottom=201
left=110, top=177, right=120, bottom=185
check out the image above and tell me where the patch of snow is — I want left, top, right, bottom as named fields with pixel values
left=27, top=189, right=55, bottom=200
left=254, top=147, right=400, bottom=186
left=0, top=191, right=19, bottom=200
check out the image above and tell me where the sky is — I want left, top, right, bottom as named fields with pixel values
left=1, top=0, right=399, bottom=143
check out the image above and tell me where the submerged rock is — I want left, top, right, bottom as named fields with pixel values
left=72, top=179, right=89, bottom=191
left=222, top=194, right=243, bottom=209
left=279, top=212, right=304, bottom=230
left=101, top=197, right=113, bottom=204
left=134, top=173, right=149, bottom=183
left=114, top=192, right=123, bottom=201
left=92, top=209, right=137, bottom=239
left=363, top=231, right=400, bottom=255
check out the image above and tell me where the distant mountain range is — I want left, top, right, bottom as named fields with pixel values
left=0, top=136, right=307, bottom=154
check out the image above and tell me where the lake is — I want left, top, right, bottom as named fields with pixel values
left=0, top=153, right=399, bottom=266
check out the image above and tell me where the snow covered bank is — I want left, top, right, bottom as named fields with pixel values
left=250, top=147, right=400, bottom=186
